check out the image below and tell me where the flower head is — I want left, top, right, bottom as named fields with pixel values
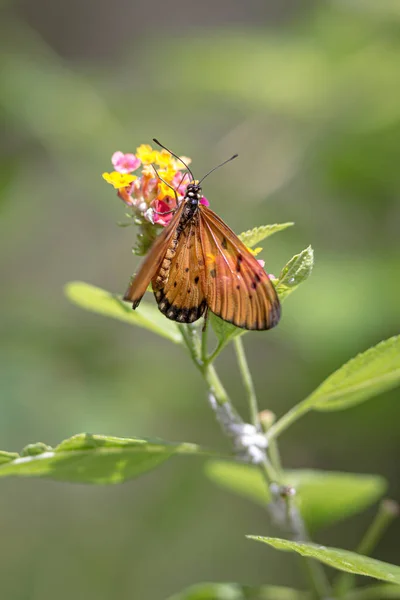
left=102, top=142, right=205, bottom=228
left=112, top=151, right=141, bottom=174
left=102, top=142, right=211, bottom=256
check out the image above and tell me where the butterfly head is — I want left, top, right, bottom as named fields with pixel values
left=185, top=183, right=202, bottom=205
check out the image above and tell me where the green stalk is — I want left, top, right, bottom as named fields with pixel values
left=207, top=340, right=225, bottom=364
left=233, top=335, right=332, bottom=600
left=265, top=398, right=311, bottom=443
left=201, top=316, right=209, bottom=366
left=180, top=323, right=229, bottom=406
left=184, top=323, right=332, bottom=600
left=335, top=499, right=399, bottom=598
left=259, top=411, right=283, bottom=480
left=233, top=337, right=259, bottom=427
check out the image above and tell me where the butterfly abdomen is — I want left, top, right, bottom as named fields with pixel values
left=153, top=232, right=180, bottom=288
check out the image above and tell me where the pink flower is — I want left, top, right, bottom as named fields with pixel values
left=200, top=197, right=210, bottom=207
left=112, top=151, right=141, bottom=174
left=172, top=171, right=191, bottom=197
left=257, top=259, right=265, bottom=268
left=149, top=196, right=177, bottom=227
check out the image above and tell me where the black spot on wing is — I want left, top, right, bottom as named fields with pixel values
left=154, top=288, right=206, bottom=323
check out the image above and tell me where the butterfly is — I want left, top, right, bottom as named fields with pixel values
left=123, top=143, right=281, bottom=331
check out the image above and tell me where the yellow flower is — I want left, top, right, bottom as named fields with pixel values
left=173, top=155, right=192, bottom=171
left=159, top=165, right=177, bottom=183
left=102, top=171, right=137, bottom=189
left=136, top=144, right=157, bottom=165
left=155, top=149, right=174, bottom=169
left=158, top=180, right=175, bottom=199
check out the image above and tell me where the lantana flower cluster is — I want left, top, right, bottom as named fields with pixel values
left=102, top=144, right=208, bottom=228
left=102, top=142, right=267, bottom=268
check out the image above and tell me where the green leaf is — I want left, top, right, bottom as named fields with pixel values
left=307, top=334, right=400, bottom=411
left=248, top=537, right=400, bottom=585
left=0, top=433, right=206, bottom=484
left=266, top=335, right=400, bottom=442
left=238, top=223, right=294, bottom=248
left=65, top=281, right=183, bottom=344
left=209, top=313, right=245, bottom=350
left=167, top=582, right=307, bottom=600
left=206, top=461, right=386, bottom=531
left=275, top=246, right=314, bottom=301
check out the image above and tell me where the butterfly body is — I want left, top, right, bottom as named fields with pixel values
left=124, top=183, right=280, bottom=330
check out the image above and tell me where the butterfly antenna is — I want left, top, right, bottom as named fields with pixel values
left=199, top=154, right=238, bottom=185
left=153, top=138, right=195, bottom=182
left=152, top=165, right=178, bottom=204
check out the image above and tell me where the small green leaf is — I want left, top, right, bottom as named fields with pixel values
left=275, top=246, right=314, bottom=301
left=0, top=450, right=19, bottom=465
left=0, top=433, right=207, bottom=484
left=209, top=314, right=245, bottom=349
left=306, top=335, right=400, bottom=411
left=248, top=537, right=400, bottom=585
left=167, top=582, right=307, bottom=600
left=238, top=223, right=294, bottom=248
left=21, top=442, right=53, bottom=457
left=65, top=281, right=183, bottom=344
left=206, top=461, right=386, bottom=530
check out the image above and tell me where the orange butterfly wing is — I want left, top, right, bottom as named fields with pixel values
left=123, top=202, right=185, bottom=308
left=199, top=205, right=280, bottom=330
left=152, top=213, right=207, bottom=323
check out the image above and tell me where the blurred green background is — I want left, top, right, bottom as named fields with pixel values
left=1, top=0, right=399, bottom=598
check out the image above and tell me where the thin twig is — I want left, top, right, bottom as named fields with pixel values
left=234, top=337, right=260, bottom=428
left=334, top=499, right=399, bottom=598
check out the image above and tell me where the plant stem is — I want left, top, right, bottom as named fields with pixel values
left=260, top=411, right=284, bottom=480
left=334, top=499, right=399, bottom=598
left=259, top=457, right=280, bottom=485
left=357, top=499, right=398, bottom=556
left=180, top=324, right=229, bottom=405
left=233, top=337, right=259, bottom=428
left=203, top=363, right=229, bottom=405
left=201, top=316, right=209, bottom=366
left=184, top=324, right=332, bottom=600
left=302, top=556, right=334, bottom=600
left=265, top=398, right=311, bottom=443
left=269, top=438, right=283, bottom=479
left=179, top=323, right=201, bottom=365
left=207, top=340, right=225, bottom=364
